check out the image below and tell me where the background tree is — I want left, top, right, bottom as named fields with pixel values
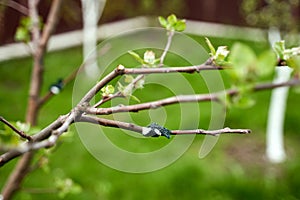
left=1, top=0, right=62, bottom=199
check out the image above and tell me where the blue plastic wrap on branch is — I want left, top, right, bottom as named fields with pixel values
left=142, top=122, right=171, bottom=139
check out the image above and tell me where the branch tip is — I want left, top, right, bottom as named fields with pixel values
left=0, top=116, right=33, bottom=141
left=116, top=64, right=125, bottom=73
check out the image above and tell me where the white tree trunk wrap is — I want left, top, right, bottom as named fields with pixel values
left=266, top=66, right=293, bottom=163
left=81, top=0, right=106, bottom=78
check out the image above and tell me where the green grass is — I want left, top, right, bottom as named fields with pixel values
left=1, top=36, right=300, bottom=200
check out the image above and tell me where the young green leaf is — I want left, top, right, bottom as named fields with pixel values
left=174, top=20, right=186, bottom=32
left=55, top=178, right=82, bottom=198
left=16, top=121, right=30, bottom=133
left=130, top=95, right=141, bottom=103
left=0, top=122, right=21, bottom=145
left=167, top=14, right=177, bottom=25
left=20, top=17, right=32, bottom=28
left=118, top=82, right=133, bottom=97
left=256, top=50, right=276, bottom=77
left=128, top=51, right=145, bottom=64
left=205, top=37, right=216, bottom=56
left=158, top=16, right=168, bottom=28
left=273, top=40, right=285, bottom=60
left=215, top=46, right=230, bottom=65
left=117, top=82, right=124, bottom=92
left=217, top=91, right=232, bottom=109
left=135, top=78, right=145, bottom=89
left=232, top=95, right=256, bottom=109
left=287, top=55, right=300, bottom=71
left=228, top=43, right=256, bottom=80
left=124, top=75, right=134, bottom=83
left=101, top=85, right=115, bottom=97
left=230, top=84, right=255, bottom=108
left=15, top=27, right=30, bottom=42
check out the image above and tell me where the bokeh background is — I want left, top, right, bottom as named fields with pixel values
left=1, top=0, right=300, bottom=199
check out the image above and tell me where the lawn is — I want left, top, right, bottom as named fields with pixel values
left=1, top=35, right=300, bottom=199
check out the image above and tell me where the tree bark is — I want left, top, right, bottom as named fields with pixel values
left=1, top=0, right=62, bottom=199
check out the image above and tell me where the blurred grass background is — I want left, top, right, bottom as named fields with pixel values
left=1, top=36, right=300, bottom=199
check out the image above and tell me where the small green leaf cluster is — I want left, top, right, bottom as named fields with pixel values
left=205, top=38, right=278, bottom=108
left=124, top=75, right=144, bottom=90
left=100, top=85, right=115, bottom=98
left=158, top=14, right=186, bottom=32
left=55, top=177, right=82, bottom=198
left=15, top=17, right=32, bottom=42
left=228, top=43, right=277, bottom=83
left=274, top=41, right=300, bottom=75
left=0, top=121, right=32, bottom=146
left=218, top=86, right=256, bottom=109
left=128, top=50, right=160, bottom=67
left=14, top=16, right=43, bottom=43
left=117, top=75, right=143, bottom=102
left=228, top=43, right=277, bottom=108
left=205, top=37, right=230, bottom=66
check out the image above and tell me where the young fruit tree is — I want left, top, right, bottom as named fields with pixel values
left=1, top=3, right=300, bottom=199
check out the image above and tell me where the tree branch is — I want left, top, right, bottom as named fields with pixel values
left=171, top=128, right=251, bottom=136
left=79, top=65, right=126, bottom=104
left=39, top=0, right=62, bottom=55
left=0, top=116, right=32, bottom=141
left=1, top=152, right=34, bottom=199
left=160, top=30, right=174, bottom=65
left=123, top=64, right=224, bottom=74
left=92, top=62, right=224, bottom=107
left=0, top=0, right=29, bottom=15
left=0, top=114, right=67, bottom=167
left=79, top=115, right=251, bottom=136
left=0, top=115, right=251, bottom=166
left=87, top=93, right=220, bottom=115
left=86, top=78, right=300, bottom=115
left=3, top=2, right=42, bottom=198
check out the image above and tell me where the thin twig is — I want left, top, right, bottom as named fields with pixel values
left=79, top=65, right=125, bottom=104
left=0, top=114, right=67, bottom=167
left=123, top=64, right=224, bottom=74
left=0, top=0, right=29, bottom=15
left=93, top=92, right=123, bottom=108
left=160, top=30, right=174, bottom=65
left=79, top=115, right=251, bottom=136
left=39, top=0, right=62, bottom=54
left=0, top=116, right=32, bottom=141
left=87, top=78, right=300, bottom=115
left=79, top=115, right=143, bottom=133
left=39, top=51, right=93, bottom=107
left=0, top=113, right=74, bottom=166
left=94, top=30, right=180, bottom=107
left=171, top=128, right=251, bottom=136
left=93, top=73, right=146, bottom=107
left=0, top=113, right=251, bottom=165
left=87, top=93, right=220, bottom=115
left=92, top=63, right=223, bottom=107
